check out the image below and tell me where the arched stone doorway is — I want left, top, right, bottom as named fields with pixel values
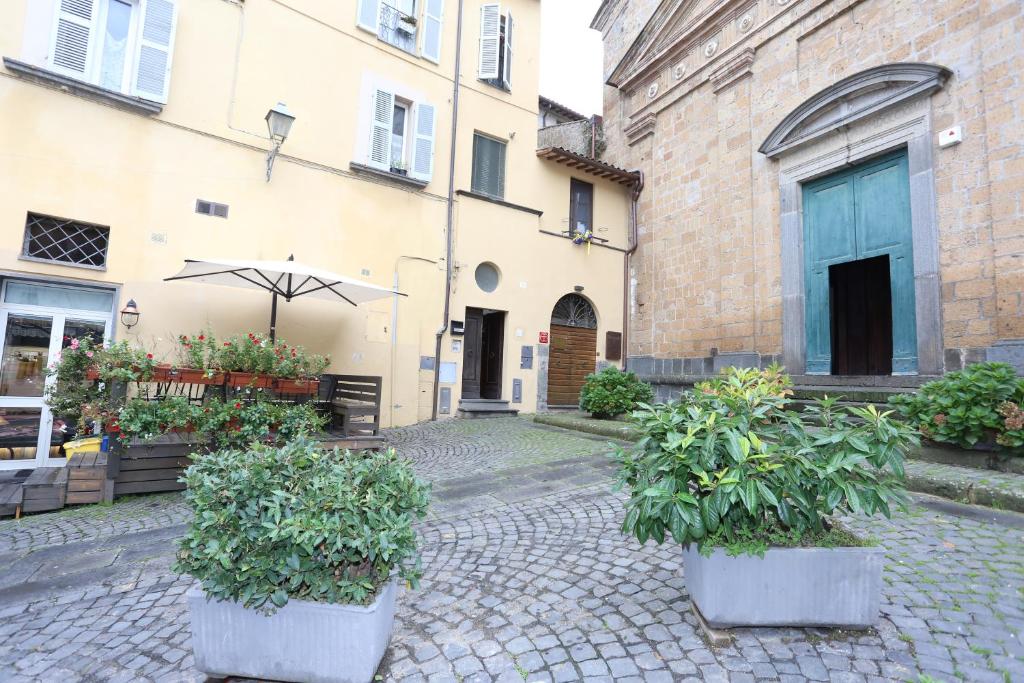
left=547, top=294, right=598, bottom=407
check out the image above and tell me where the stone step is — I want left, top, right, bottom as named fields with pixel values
left=457, top=399, right=519, bottom=419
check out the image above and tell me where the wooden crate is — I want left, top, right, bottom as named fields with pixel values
left=21, top=467, right=68, bottom=513
left=112, top=435, right=197, bottom=497
left=66, top=452, right=110, bottom=505
left=0, top=482, right=23, bottom=517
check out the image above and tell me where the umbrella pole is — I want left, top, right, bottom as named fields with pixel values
left=270, top=292, right=278, bottom=343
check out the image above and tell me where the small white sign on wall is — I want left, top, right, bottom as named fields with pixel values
left=439, top=361, right=457, bottom=384
left=452, top=340, right=462, bottom=353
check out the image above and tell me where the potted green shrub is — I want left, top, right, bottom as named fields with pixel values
left=177, top=438, right=430, bottom=683
left=616, top=367, right=915, bottom=628
left=579, top=366, right=653, bottom=419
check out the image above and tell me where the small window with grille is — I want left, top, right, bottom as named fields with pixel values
left=21, top=213, right=111, bottom=270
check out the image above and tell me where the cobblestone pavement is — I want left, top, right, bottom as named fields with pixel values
left=0, top=417, right=1022, bottom=682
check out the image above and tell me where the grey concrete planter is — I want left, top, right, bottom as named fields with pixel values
left=187, top=578, right=397, bottom=683
left=682, top=544, right=883, bottom=628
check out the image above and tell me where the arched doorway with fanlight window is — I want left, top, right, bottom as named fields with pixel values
left=546, top=294, right=598, bottom=408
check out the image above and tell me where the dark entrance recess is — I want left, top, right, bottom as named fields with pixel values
left=829, top=255, right=893, bottom=375
left=462, top=307, right=505, bottom=399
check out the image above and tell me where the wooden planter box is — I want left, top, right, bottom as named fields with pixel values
left=171, top=368, right=225, bottom=385
left=226, top=372, right=274, bottom=389
left=273, top=378, right=320, bottom=395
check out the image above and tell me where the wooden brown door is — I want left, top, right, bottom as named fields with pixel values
left=462, top=308, right=483, bottom=399
left=481, top=311, right=505, bottom=399
left=548, top=324, right=597, bottom=407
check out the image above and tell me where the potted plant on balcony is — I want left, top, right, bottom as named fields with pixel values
left=272, top=345, right=329, bottom=395
left=217, top=333, right=276, bottom=388
left=174, top=333, right=224, bottom=384
left=390, top=159, right=408, bottom=177
left=396, top=13, right=417, bottom=35
left=616, top=366, right=915, bottom=628
left=177, top=438, right=430, bottom=683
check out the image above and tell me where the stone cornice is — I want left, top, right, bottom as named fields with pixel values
left=709, top=46, right=756, bottom=93
left=624, top=113, right=658, bottom=146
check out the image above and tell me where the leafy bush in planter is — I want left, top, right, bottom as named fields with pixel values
left=889, top=362, right=1024, bottom=452
left=579, top=366, right=654, bottom=418
left=175, top=438, right=430, bottom=610
left=616, top=367, right=915, bottom=555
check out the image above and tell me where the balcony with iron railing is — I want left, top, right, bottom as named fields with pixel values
left=378, top=4, right=418, bottom=54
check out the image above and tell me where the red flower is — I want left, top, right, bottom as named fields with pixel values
left=234, top=402, right=242, bottom=409
left=223, top=342, right=230, bottom=346
left=146, top=353, right=153, bottom=359
left=934, top=413, right=947, bottom=425
left=198, top=335, right=205, bottom=341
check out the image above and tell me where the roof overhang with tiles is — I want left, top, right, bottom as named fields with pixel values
left=536, top=147, right=641, bottom=186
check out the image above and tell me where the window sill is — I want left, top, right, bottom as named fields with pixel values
left=349, top=162, right=429, bottom=189
left=3, top=58, right=162, bottom=115
left=480, top=79, right=511, bottom=93
left=456, top=190, right=543, bottom=216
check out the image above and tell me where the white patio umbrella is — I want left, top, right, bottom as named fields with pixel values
left=165, top=255, right=405, bottom=341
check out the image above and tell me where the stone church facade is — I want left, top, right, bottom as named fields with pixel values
left=593, top=0, right=1023, bottom=386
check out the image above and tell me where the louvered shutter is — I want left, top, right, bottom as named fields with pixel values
left=357, top=0, right=381, bottom=32
left=369, top=88, right=395, bottom=170
left=421, top=0, right=443, bottom=64
left=50, top=0, right=96, bottom=78
left=478, top=4, right=500, bottom=80
left=131, top=0, right=178, bottom=103
left=502, top=10, right=513, bottom=89
left=410, top=102, right=436, bottom=181
left=472, top=134, right=505, bottom=198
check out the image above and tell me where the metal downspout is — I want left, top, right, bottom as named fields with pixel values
left=622, top=170, right=644, bottom=371
left=431, top=0, right=465, bottom=420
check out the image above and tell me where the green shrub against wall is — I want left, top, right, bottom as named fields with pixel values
left=579, top=366, right=654, bottom=418
left=889, top=362, right=1024, bottom=452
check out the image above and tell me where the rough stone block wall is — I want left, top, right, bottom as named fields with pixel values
left=537, top=120, right=593, bottom=157
left=597, top=0, right=1024, bottom=374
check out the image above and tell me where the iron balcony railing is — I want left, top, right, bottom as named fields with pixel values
left=378, top=4, right=417, bottom=54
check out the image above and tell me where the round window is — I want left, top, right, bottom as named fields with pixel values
left=474, top=262, right=500, bottom=293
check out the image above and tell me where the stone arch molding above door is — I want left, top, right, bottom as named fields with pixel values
left=759, top=63, right=952, bottom=159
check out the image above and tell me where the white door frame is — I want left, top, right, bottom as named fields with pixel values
left=0, top=287, right=113, bottom=470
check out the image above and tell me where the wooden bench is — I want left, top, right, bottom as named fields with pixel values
left=21, top=467, right=68, bottom=513
left=323, top=375, right=383, bottom=438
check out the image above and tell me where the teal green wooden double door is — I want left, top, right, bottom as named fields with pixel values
left=802, top=151, right=917, bottom=375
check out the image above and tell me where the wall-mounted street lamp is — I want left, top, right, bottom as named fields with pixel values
left=265, top=102, right=296, bottom=182
left=119, top=299, right=141, bottom=329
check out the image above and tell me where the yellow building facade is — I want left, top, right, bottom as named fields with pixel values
left=0, top=0, right=635, bottom=467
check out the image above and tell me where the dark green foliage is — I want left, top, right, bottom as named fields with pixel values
left=889, top=362, right=1024, bottom=452
left=616, top=367, right=915, bottom=554
left=579, top=366, right=654, bottom=418
left=174, top=439, right=430, bottom=610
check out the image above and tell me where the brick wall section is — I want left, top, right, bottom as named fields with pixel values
left=597, top=0, right=1024, bottom=370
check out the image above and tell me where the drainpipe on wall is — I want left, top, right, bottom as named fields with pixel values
left=431, top=0, right=465, bottom=421
left=622, top=170, right=644, bottom=372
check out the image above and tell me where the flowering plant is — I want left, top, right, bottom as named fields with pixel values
left=176, top=331, right=219, bottom=371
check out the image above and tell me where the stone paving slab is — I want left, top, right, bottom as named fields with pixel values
left=0, top=418, right=1021, bottom=683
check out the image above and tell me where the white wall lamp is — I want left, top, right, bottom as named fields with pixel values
left=265, top=102, right=296, bottom=182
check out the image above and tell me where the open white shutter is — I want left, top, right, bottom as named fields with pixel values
left=369, top=88, right=395, bottom=170
left=356, top=0, right=381, bottom=33
left=502, top=10, right=513, bottom=89
left=421, top=0, right=443, bottom=64
left=50, top=0, right=96, bottom=78
left=478, top=4, right=500, bottom=80
left=410, top=102, right=436, bottom=181
left=131, top=0, right=178, bottom=103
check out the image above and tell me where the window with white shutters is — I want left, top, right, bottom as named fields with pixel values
left=478, top=4, right=512, bottom=91
left=410, top=102, right=436, bottom=180
left=369, top=88, right=396, bottom=171
left=421, top=0, right=444, bottom=63
left=471, top=133, right=506, bottom=199
left=46, top=0, right=178, bottom=104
